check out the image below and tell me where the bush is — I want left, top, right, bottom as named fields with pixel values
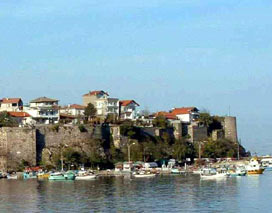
left=78, top=124, right=87, bottom=132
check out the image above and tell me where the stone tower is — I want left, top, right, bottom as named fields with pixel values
left=223, top=116, right=238, bottom=143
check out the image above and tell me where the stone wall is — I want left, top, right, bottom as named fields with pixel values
left=0, top=125, right=110, bottom=171
left=0, top=127, right=36, bottom=172
left=188, top=125, right=208, bottom=142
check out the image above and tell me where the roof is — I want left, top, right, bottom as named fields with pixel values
left=8, top=112, right=30, bottom=117
left=1, top=98, right=22, bottom=104
left=120, top=100, right=140, bottom=106
left=30, top=97, right=58, bottom=103
left=69, top=104, right=86, bottom=109
left=155, top=111, right=177, bottom=120
left=170, top=107, right=198, bottom=115
left=62, top=104, right=86, bottom=110
left=83, top=90, right=109, bottom=97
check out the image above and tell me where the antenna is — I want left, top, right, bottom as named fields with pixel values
left=228, top=106, right=231, bottom=116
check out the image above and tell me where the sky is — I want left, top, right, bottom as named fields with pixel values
left=0, top=0, right=272, bottom=154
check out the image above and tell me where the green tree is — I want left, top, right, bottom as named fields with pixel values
left=0, top=112, right=18, bottom=127
left=84, top=103, right=97, bottom=120
left=198, top=112, right=213, bottom=127
left=172, top=140, right=196, bottom=161
left=152, top=115, right=169, bottom=129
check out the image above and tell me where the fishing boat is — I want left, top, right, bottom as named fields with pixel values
left=133, top=171, right=156, bottom=178
left=37, top=172, right=50, bottom=179
left=7, top=173, right=18, bottom=179
left=246, top=157, right=264, bottom=175
left=75, top=171, right=97, bottom=180
left=23, top=171, right=37, bottom=179
left=49, top=172, right=76, bottom=180
left=200, top=168, right=228, bottom=179
left=228, top=166, right=246, bottom=177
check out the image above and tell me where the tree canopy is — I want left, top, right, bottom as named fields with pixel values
left=84, top=103, right=97, bottom=119
left=0, top=112, right=18, bottom=127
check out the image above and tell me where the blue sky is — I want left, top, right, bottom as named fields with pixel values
left=0, top=0, right=272, bottom=154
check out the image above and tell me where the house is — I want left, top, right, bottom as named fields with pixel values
left=82, top=90, right=119, bottom=118
left=25, top=97, right=60, bottom=125
left=0, top=98, right=23, bottom=112
left=154, top=111, right=178, bottom=121
left=170, top=107, right=199, bottom=123
left=60, top=104, right=85, bottom=117
left=119, top=100, right=139, bottom=120
left=59, top=104, right=86, bottom=124
left=7, top=111, right=32, bottom=127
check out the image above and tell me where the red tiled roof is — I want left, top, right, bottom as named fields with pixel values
left=8, top=112, right=30, bottom=117
left=83, top=90, right=109, bottom=97
left=155, top=111, right=177, bottom=120
left=120, top=100, right=140, bottom=106
left=1, top=98, right=21, bottom=104
left=62, top=104, right=85, bottom=110
left=170, top=107, right=198, bottom=115
left=70, top=104, right=86, bottom=109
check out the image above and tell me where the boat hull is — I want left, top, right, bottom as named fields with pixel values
left=49, top=173, right=75, bottom=180
left=247, top=169, right=264, bottom=175
left=134, top=174, right=156, bottom=178
left=76, top=175, right=96, bottom=180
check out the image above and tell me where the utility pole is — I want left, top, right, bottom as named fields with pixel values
left=127, top=142, right=135, bottom=162
left=198, top=142, right=201, bottom=161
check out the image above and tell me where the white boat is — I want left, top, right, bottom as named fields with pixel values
left=7, top=175, right=18, bottom=179
left=75, top=171, right=97, bottom=180
left=228, top=166, right=246, bottom=177
left=133, top=171, right=156, bottom=178
left=200, top=168, right=228, bottom=179
left=76, top=174, right=97, bottom=180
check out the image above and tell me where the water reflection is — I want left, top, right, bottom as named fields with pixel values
left=0, top=173, right=271, bottom=212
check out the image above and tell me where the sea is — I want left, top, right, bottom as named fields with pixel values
left=0, top=172, right=271, bottom=213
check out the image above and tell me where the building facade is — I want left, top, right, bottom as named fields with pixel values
left=82, top=90, right=119, bottom=118
left=0, top=98, right=23, bottom=112
left=25, top=97, right=59, bottom=125
left=119, top=100, right=139, bottom=120
left=170, top=107, right=199, bottom=123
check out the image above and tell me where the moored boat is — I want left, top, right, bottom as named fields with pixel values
left=49, top=172, right=75, bottom=180
left=23, top=171, right=37, bottom=179
left=246, top=157, right=264, bottom=175
left=75, top=171, right=97, bottom=180
left=7, top=174, right=18, bottom=180
left=37, top=172, right=50, bottom=179
left=200, top=168, right=228, bottom=179
left=228, top=166, right=246, bottom=177
left=133, top=171, right=156, bottom=178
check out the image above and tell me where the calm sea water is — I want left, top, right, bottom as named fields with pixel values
left=0, top=172, right=271, bottom=213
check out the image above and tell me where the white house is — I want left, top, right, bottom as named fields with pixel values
left=119, top=100, right=139, bottom=120
left=8, top=111, right=33, bottom=127
left=60, top=104, right=85, bottom=116
left=0, top=98, right=23, bottom=112
left=170, top=107, right=199, bottom=123
left=25, top=97, right=60, bottom=125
